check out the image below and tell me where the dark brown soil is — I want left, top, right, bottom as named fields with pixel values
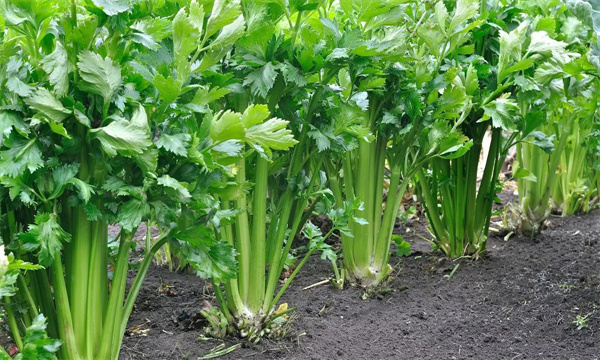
left=120, top=206, right=600, bottom=360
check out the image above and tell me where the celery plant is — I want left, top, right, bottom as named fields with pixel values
left=198, top=105, right=298, bottom=340
left=416, top=1, right=568, bottom=257
left=311, top=1, right=472, bottom=288
left=0, top=1, right=242, bottom=359
left=414, top=0, right=505, bottom=259
left=547, top=0, right=600, bottom=215
left=515, top=118, right=570, bottom=234
left=550, top=95, right=599, bottom=216
left=200, top=105, right=341, bottom=340
left=513, top=1, right=596, bottom=234
left=187, top=0, right=350, bottom=339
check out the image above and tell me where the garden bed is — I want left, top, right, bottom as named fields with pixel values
left=120, top=209, right=600, bottom=359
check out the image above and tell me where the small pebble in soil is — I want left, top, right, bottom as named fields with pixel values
left=514, top=336, right=522, bottom=343
left=411, top=312, right=427, bottom=320
left=483, top=335, right=497, bottom=343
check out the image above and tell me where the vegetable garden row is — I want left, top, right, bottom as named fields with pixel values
left=1, top=0, right=599, bottom=359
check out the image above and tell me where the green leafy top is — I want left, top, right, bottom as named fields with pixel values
left=0, top=0, right=246, bottom=281
left=209, top=104, right=297, bottom=159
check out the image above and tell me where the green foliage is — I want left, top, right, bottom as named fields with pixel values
left=90, top=118, right=152, bottom=157
left=0, top=0, right=246, bottom=358
left=392, top=235, right=411, bottom=257
left=209, top=104, right=297, bottom=159
left=482, top=95, right=519, bottom=131
left=175, top=224, right=238, bottom=283
left=0, top=0, right=598, bottom=353
left=19, top=213, right=71, bottom=267
left=0, top=247, right=59, bottom=359
left=77, top=51, right=122, bottom=105
left=13, top=315, right=62, bottom=360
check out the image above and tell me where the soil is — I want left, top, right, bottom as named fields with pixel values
left=120, top=199, right=600, bottom=360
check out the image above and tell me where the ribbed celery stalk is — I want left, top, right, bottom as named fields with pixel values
left=67, top=200, right=92, bottom=356
left=247, top=156, right=268, bottom=314
left=3, top=296, right=23, bottom=351
left=219, top=200, right=246, bottom=317
left=52, top=253, right=80, bottom=360
left=233, top=160, right=251, bottom=301
left=96, top=231, right=132, bottom=359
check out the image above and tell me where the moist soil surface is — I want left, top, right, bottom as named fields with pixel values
left=120, top=204, right=600, bottom=359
